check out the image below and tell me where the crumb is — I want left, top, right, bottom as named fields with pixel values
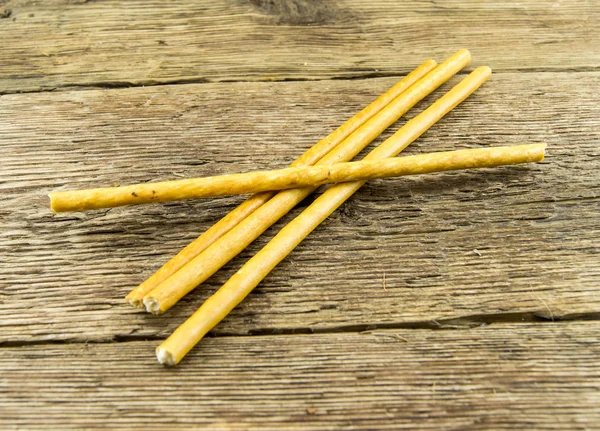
left=306, top=407, right=316, bottom=415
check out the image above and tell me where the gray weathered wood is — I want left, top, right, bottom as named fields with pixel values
left=1, top=323, right=599, bottom=430
left=0, top=0, right=599, bottom=93
left=1, top=72, right=598, bottom=343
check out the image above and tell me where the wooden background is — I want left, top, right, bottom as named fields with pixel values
left=1, top=0, right=599, bottom=429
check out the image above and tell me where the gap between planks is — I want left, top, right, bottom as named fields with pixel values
left=0, top=69, right=599, bottom=96
left=2, top=311, right=600, bottom=349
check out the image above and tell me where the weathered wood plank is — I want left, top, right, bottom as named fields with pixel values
left=0, top=0, right=599, bottom=93
left=1, top=322, right=599, bottom=430
left=1, top=72, right=598, bottom=343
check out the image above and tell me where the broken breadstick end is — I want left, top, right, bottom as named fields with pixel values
left=156, top=347, right=176, bottom=366
left=143, top=296, right=163, bottom=314
left=126, top=296, right=144, bottom=308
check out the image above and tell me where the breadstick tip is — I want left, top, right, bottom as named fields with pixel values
left=48, top=193, right=59, bottom=212
left=156, top=347, right=176, bottom=366
left=475, top=65, right=492, bottom=77
left=539, top=143, right=547, bottom=161
left=456, top=48, right=471, bottom=62
left=125, top=296, right=144, bottom=308
left=143, top=296, right=163, bottom=314
left=424, top=58, right=438, bottom=68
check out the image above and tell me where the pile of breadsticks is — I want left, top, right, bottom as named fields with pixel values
left=49, top=49, right=546, bottom=365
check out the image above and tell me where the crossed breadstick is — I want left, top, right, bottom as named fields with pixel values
left=49, top=50, right=546, bottom=365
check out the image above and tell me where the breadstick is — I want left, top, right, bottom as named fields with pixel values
left=142, top=49, right=472, bottom=314
left=49, top=144, right=545, bottom=203
left=123, top=59, right=437, bottom=307
left=156, top=66, right=493, bottom=365
left=50, top=61, right=437, bottom=213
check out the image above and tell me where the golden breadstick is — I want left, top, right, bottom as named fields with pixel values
left=49, top=144, right=545, bottom=203
left=142, top=49, right=472, bottom=314
left=123, top=59, right=436, bottom=307
left=156, top=66, right=494, bottom=366
left=49, top=61, right=437, bottom=213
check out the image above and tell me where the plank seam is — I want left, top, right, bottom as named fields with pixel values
left=1, top=69, right=599, bottom=96
left=2, top=311, right=598, bottom=348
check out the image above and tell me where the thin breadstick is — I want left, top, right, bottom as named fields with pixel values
left=50, top=61, right=437, bottom=213
left=122, top=59, right=437, bottom=307
left=142, top=49, right=472, bottom=314
left=156, top=65, right=493, bottom=365
left=49, top=144, right=546, bottom=204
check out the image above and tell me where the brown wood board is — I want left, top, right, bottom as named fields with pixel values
left=1, top=73, right=598, bottom=343
left=0, top=0, right=599, bottom=93
left=1, top=323, right=599, bottom=430
left=1, top=0, right=599, bottom=428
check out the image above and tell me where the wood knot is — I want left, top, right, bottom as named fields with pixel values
left=249, top=0, right=347, bottom=26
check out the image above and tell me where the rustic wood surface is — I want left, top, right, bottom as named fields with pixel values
left=1, top=0, right=599, bottom=429
left=1, top=0, right=599, bottom=93
left=2, top=323, right=599, bottom=430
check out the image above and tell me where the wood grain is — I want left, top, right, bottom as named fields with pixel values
left=0, top=0, right=599, bottom=93
left=1, top=72, right=598, bottom=343
left=1, top=322, right=599, bottom=430
left=1, top=0, right=598, bottom=428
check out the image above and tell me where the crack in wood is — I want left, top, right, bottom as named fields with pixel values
left=2, top=311, right=599, bottom=349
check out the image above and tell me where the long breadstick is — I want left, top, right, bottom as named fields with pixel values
left=50, top=61, right=436, bottom=213
left=142, top=49, right=472, bottom=314
left=50, top=145, right=545, bottom=205
left=123, top=59, right=437, bottom=307
left=156, top=65, right=494, bottom=366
